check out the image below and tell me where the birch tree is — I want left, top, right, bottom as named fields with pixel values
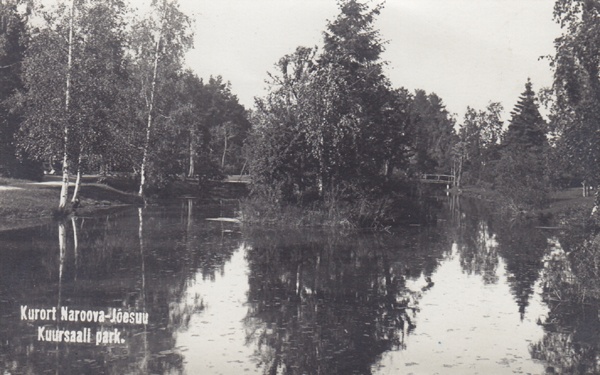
left=249, top=1, right=414, bottom=202
left=59, top=0, right=75, bottom=209
left=13, top=0, right=76, bottom=209
left=69, top=0, right=129, bottom=203
left=131, top=0, right=192, bottom=198
left=550, top=0, right=600, bottom=214
left=15, top=0, right=130, bottom=208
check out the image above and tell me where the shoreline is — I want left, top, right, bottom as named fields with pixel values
left=1, top=175, right=593, bottom=232
left=0, top=175, right=249, bottom=232
left=460, top=185, right=595, bottom=224
left=0, top=176, right=143, bottom=232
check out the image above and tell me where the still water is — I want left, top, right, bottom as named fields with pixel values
left=0, top=198, right=594, bottom=374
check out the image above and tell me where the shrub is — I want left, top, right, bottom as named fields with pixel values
left=493, top=150, right=550, bottom=212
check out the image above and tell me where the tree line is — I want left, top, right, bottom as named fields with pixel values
left=246, top=0, right=551, bottom=215
left=1, top=0, right=599, bottom=216
left=247, top=1, right=457, bottom=207
left=249, top=0, right=600, bottom=217
left=0, top=0, right=250, bottom=208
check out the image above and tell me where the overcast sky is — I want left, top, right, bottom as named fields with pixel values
left=177, top=0, right=562, bottom=122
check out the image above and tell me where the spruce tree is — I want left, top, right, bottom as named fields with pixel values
left=503, top=79, right=547, bottom=151
left=495, top=79, right=549, bottom=210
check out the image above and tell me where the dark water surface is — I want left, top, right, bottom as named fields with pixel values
left=0, top=198, right=595, bottom=374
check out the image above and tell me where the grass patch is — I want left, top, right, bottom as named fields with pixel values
left=461, top=185, right=594, bottom=224
left=239, top=193, right=428, bottom=230
left=0, top=177, right=34, bottom=186
left=0, top=177, right=142, bottom=231
left=0, top=187, right=57, bottom=220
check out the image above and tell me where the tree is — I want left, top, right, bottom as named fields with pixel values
left=496, top=80, right=549, bottom=210
left=12, top=0, right=77, bottom=209
left=316, top=0, right=396, bottom=190
left=456, top=102, right=504, bottom=185
left=409, top=90, right=457, bottom=176
left=249, top=46, right=318, bottom=201
left=14, top=0, right=131, bottom=207
left=503, top=79, right=547, bottom=151
left=131, top=0, right=192, bottom=197
left=166, top=70, right=204, bottom=179
left=204, top=76, right=251, bottom=175
left=0, top=0, right=36, bottom=179
left=550, top=0, right=600, bottom=213
left=69, top=0, right=130, bottom=202
left=249, top=0, right=413, bottom=203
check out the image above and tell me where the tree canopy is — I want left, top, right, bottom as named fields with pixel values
left=249, top=0, right=422, bottom=203
left=2, top=0, right=251, bottom=203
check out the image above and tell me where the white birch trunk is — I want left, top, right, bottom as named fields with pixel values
left=188, top=130, right=195, bottom=177
left=71, top=152, right=82, bottom=203
left=221, top=127, right=228, bottom=168
left=59, top=0, right=75, bottom=209
left=138, top=31, right=162, bottom=197
left=317, top=128, right=325, bottom=197
left=71, top=216, right=79, bottom=274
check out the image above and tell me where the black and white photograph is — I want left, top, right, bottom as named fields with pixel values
left=0, top=0, right=598, bottom=373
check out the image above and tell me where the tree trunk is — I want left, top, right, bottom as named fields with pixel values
left=59, top=0, right=75, bottom=210
left=58, top=221, right=66, bottom=306
left=317, top=128, right=325, bottom=197
left=71, top=151, right=83, bottom=203
left=59, top=152, right=70, bottom=209
left=221, top=127, right=228, bottom=169
left=456, top=156, right=463, bottom=188
left=138, top=30, right=162, bottom=198
left=188, top=130, right=195, bottom=177
left=71, top=216, right=79, bottom=275
left=383, top=160, right=389, bottom=178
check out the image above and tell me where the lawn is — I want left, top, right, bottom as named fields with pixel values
left=0, top=177, right=142, bottom=231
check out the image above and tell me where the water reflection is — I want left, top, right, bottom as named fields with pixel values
left=452, top=197, right=549, bottom=320
left=0, top=201, right=240, bottom=374
left=242, top=229, right=448, bottom=374
left=0, top=197, right=594, bottom=374
left=530, top=236, right=600, bottom=374
left=453, top=198, right=499, bottom=285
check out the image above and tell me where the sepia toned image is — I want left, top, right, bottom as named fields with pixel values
left=1, top=0, right=598, bottom=374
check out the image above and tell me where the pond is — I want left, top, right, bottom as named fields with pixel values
left=0, top=197, right=596, bottom=374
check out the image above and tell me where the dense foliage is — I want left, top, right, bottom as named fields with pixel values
left=0, top=0, right=250, bottom=202
left=249, top=1, right=429, bottom=207
left=2, top=0, right=598, bottom=220
left=496, top=80, right=550, bottom=210
left=0, top=1, right=39, bottom=179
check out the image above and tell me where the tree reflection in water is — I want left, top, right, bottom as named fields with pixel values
left=451, top=197, right=549, bottom=320
left=0, top=200, right=241, bottom=375
left=242, top=227, right=449, bottom=374
left=452, top=197, right=600, bottom=374
left=452, top=197, right=500, bottom=285
left=7, top=197, right=600, bottom=373
left=531, top=233, right=600, bottom=374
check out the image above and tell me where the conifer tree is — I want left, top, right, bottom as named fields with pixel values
left=496, top=79, right=549, bottom=210
left=503, top=79, right=547, bottom=151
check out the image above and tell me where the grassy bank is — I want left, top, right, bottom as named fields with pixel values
left=239, top=192, right=435, bottom=230
left=461, top=185, right=595, bottom=223
left=0, top=175, right=249, bottom=231
left=0, top=176, right=142, bottom=231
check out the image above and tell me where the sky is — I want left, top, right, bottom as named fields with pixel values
left=177, top=0, right=562, bottom=122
